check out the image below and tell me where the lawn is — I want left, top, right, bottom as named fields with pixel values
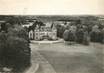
left=37, top=43, right=103, bottom=73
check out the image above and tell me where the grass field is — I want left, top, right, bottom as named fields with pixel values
left=31, top=43, right=104, bottom=73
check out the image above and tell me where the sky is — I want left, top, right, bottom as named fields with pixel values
left=0, top=0, right=104, bottom=15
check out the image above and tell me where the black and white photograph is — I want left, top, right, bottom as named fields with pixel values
left=0, top=0, right=104, bottom=73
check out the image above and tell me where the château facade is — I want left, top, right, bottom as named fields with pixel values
left=29, top=24, right=57, bottom=40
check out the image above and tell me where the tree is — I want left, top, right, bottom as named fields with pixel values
left=68, top=30, right=76, bottom=42
left=83, top=31, right=90, bottom=45
left=0, top=25, right=31, bottom=72
left=90, top=25, right=101, bottom=42
left=80, top=16, right=99, bottom=33
left=5, top=36, right=31, bottom=70
left=56, top=24, right=65, bottom=38
left=63, top=29, right=69, bottom=41
left=0, top=32, right=7, bottom=65
left=28, top=20, right=45, bottom=31
left=6, top=16, right=26, bottom=25
left=76, top=28, right=84, bottom=43
left=8, top=25, right=30, bottom=43
left=0, top=23, right=8, bottom=32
